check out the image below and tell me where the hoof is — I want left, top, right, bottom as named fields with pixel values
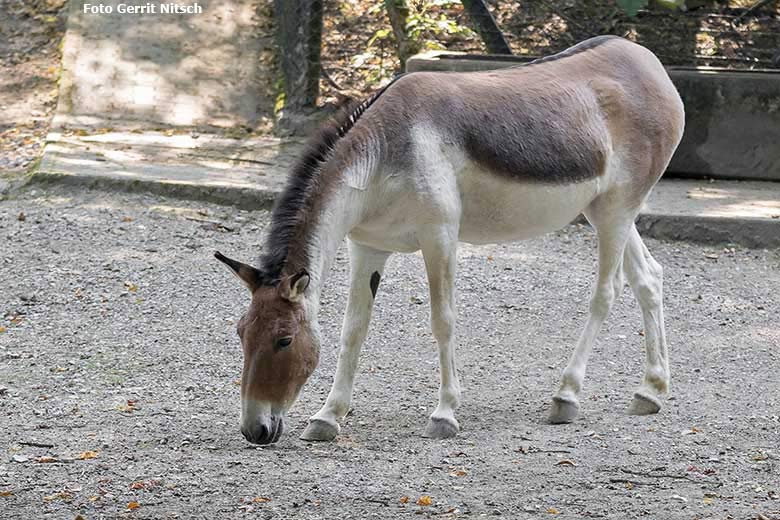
left=548, top=395, right=579, bottom=424
left=627, top=391, right=662, bottom=416
left=300, top=418, right=340, bottom=441
left=423, top=416, right=459, bottom=439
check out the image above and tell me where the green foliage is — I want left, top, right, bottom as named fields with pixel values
left=406, top=6, right=475, bottom=51
left=616, top=0, right=648, bottom=17
left=369, top=1, right=474, bottom=52
left=273, top=76, right=286, bottom=114
left=617, top=0, right=686, bottom=17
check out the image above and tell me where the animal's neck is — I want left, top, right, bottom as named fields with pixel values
left=289, top=182, right=365, bottom=312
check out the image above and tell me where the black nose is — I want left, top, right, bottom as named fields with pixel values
left=242, top=423, right=270, bottom=444
left=242, top=418, right=283, bottom=445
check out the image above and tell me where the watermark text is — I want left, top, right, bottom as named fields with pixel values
left=83, top=3, right=203, bottom=15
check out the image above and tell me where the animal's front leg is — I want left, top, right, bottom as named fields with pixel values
left=420, top=227, right=461, bottom=439
left=300, top=241, right=390, bottom=441
left=549, top=212, right=632, bottom=424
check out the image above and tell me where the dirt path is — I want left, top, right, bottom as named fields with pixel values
left=1, top=185, right=778, bottom=519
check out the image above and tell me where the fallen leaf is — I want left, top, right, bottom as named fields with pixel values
left=44, top=491, right=71, bottom=501
left=252, top=497, right=271, bottom=503
left=78, top=451, right=99, bottom=460
left=127, top=501, right=140, bottom=510
left=625, top=482, right=634, bottom=490
left=399, top=496, right=409, bottom=504
left=122, top=216, right=133, bottom=222
left=130, top=481, right=145, bottom=490
left=0, top=490, right=13, bottom=496
left=555, top=459, right=577, bottom=466
left=118, top=400, right=138, bottom=413
left=0, top=326, right=6, bottom=333
left=547, top=507, right=560, bottom=514
left=448, top=469, right=467, bottom=477
left=416, top=495, right=432, bottom=506
left=35, top=456, right=58, bottom=463
left=703, top=497, right=714, bottom=505
left=124, top=281, right=138, bottom=293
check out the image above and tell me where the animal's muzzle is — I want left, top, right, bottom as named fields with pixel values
left=241, top=416, right=284, bottom=445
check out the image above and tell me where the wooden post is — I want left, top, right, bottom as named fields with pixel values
left=461, top=0, right=512, bottom=55
left=274, top=0, right=323, bottom=111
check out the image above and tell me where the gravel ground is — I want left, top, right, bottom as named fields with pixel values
left=1, top=185, right=778, bottom=520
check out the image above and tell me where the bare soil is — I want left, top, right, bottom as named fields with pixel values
left=0, top=0, right=67, bottom=173
left=1, top=185, right=778, bottom=519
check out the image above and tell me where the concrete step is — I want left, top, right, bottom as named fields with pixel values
left=640, top=178, right=780, bottom=248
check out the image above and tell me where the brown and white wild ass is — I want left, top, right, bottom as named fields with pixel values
left=215, top=36, right=685, bottom=445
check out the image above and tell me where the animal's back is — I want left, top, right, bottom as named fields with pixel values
left=373, top=36, right=683, bottom=187
left=351, top=36, right=685, bottom=246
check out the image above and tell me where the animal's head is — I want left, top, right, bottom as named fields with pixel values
left=214, top=251, right=320, bottom=444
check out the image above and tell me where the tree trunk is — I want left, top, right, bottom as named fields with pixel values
left=384, top=0, right=420, bottom=65
left=461, top=0, right=512, bottom=55
left=274, top=0, right=323, bottom=112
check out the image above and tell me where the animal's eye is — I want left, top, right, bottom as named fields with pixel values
left=275, top=336, right=293, bottom=350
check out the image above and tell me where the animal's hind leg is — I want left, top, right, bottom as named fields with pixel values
left=301, top=241, right=391, bottom=441
left=420, top=226, right=461, bottom=439
left=549, top=204, right=633, bottom=424
left=623, top=224, right=669, bottom=415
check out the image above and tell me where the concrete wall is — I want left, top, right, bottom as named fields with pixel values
left=55, top=0, right=275, bottom=130
left=407, top=52, right=780, bottom=181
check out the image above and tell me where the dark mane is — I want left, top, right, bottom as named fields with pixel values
left=258, top=75, right=405, bottom=282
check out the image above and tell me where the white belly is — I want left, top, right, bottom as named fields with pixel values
left=349, top=162, right=602, bottom=252
left=457, top=165, right=601, bottom=244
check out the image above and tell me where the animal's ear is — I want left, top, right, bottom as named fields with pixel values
left=278, top=269, right=310, bottom=303
left=214, top=251, right=262, bottom=293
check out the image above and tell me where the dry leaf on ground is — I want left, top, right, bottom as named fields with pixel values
left=416, top=495, right=432, bottom=506
left=78, top=451, right=98, bottom=460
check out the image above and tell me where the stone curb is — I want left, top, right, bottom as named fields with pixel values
left=28, top=170, right=279, bottom=211
left=27, top=170, right=780, bottom=249
left=636, top=212, right=780, bottom=250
